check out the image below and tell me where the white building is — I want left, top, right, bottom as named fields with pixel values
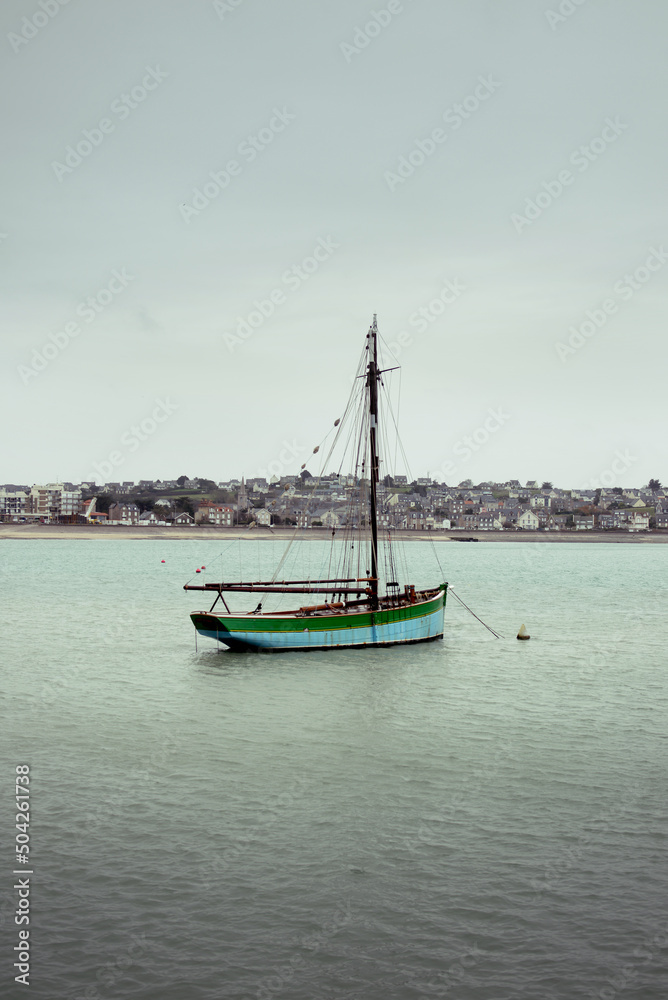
left=29, top=484, right=82, bottom=522
left=139, top=510, right=160, bottom=525
left=517, top=509, right=540, bottom=530
left=0, top=489, right=29, bottom=520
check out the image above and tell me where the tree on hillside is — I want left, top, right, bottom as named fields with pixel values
left=541, top=481, right=553, bottom=490
left=647, top=478, right=662, bottom=492
left=175, top=496, right=194, bottom=516
left=300, top=469, right=312, bottom=481
left=93, top=493, right=113, bottom=513
left=176, top=475, right=188, bottom=487
left=612, top=486, right=623, bottom=495
left=197, top=478, right=217, bottom=490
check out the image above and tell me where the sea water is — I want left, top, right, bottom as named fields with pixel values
left=1, top=539, right=667, bottom=999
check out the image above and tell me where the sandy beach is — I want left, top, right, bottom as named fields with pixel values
left=1, top=524, right=667, bottom=542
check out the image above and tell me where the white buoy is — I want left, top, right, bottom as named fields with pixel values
left=517, top=624, right=530, bottom=640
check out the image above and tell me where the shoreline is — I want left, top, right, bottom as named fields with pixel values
left=1, top=525, right=667, bottom=543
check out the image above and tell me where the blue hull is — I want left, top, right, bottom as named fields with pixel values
left=194, top=598, right=446, bottom=652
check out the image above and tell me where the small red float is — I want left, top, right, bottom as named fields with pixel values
left=196, top=568, right=201, bottom=573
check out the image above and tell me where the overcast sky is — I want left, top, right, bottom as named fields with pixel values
left=2, top=0, right=666, bottom=489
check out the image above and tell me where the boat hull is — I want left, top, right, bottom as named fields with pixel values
left=191, top=586, right=447, bottom=652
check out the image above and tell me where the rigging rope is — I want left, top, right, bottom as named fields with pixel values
left=182, top=521, right=262, bottom=588
left=189, top=323, right=444, bottom=612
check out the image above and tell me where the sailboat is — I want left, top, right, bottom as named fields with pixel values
left=184, top=315, right=447, bottom=651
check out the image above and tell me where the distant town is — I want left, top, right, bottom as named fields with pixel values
left=1, top=475, right=666, bottom=532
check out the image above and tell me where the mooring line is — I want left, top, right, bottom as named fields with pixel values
left=448, top=587, right=503, bottom=639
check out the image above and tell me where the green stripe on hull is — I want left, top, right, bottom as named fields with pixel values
left=191, top=585, right=447, bottom=637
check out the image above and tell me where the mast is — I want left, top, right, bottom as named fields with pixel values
left=367, top=315, right=380, bottom=610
